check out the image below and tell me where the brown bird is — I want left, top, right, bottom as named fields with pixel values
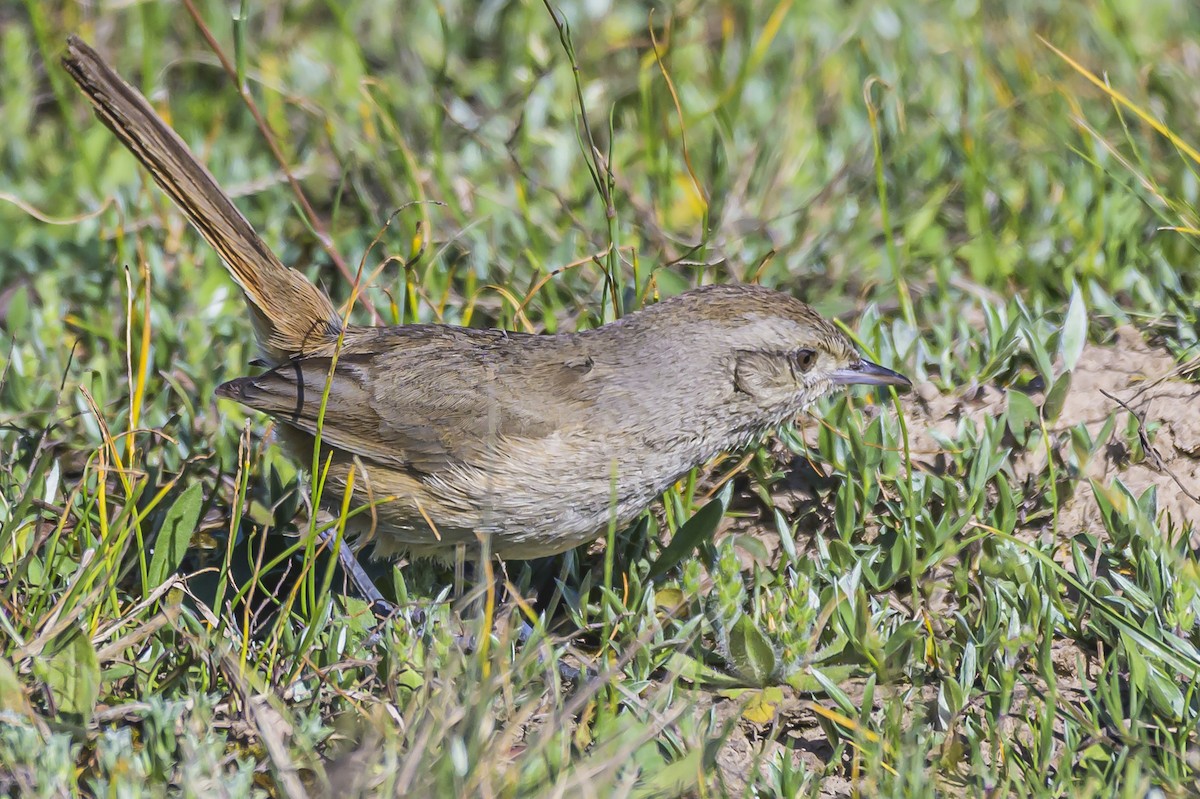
left=61, top=36, right=910, bottom=563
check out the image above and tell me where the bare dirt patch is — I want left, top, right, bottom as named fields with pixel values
left=906, top=326, right=1200, bottom=540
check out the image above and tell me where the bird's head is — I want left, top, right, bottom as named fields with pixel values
left=665, top=285, right=911, bottom=416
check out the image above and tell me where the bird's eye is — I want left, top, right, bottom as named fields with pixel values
left=794, top=349, right=817, bottom=373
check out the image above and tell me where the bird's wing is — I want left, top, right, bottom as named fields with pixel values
left=215, top=326, right=605, bottom=473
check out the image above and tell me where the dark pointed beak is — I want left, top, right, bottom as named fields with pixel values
left=830, top=358, right=912, bottom=390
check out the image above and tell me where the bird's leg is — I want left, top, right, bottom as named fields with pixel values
left=316, top=527, right=397, bottom=618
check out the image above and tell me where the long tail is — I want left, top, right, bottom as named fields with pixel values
left=61, top=35, right=340, bottom=363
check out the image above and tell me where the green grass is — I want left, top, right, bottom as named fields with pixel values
left=3, top=0, right=1200, bottom=796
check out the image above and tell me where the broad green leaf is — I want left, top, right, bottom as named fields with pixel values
left=1042, top=370, right=1072, bottom=423
left=1122, top=633, right=1148, bottom=690
left=1059, top=285, right=1087, bottom=372
left=38, top=631, right=100, bottom=724
left=1145, top=669, right=1185, bottom=720
left=148, top=482, right=203, bottom=589
left=809, top=666, right=857, bottom=717
left=655, top=587, right=684, bottom=609
left=728, top=614, right=777, bottom=687
left=774, top=509, right=798, bottom=564
left=664, top=652, right=745, bottom=689
left=395, top=669, right=425, bottom=691
left=786, top=664, right=856, bottom=693
left=727, top=532, right=770, bottom=565
left=1006, top=391, right=1039, bottom=447
left=646, top=482, right=732, bottom=582
left=1020, top=310, right=1055, bottom=384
